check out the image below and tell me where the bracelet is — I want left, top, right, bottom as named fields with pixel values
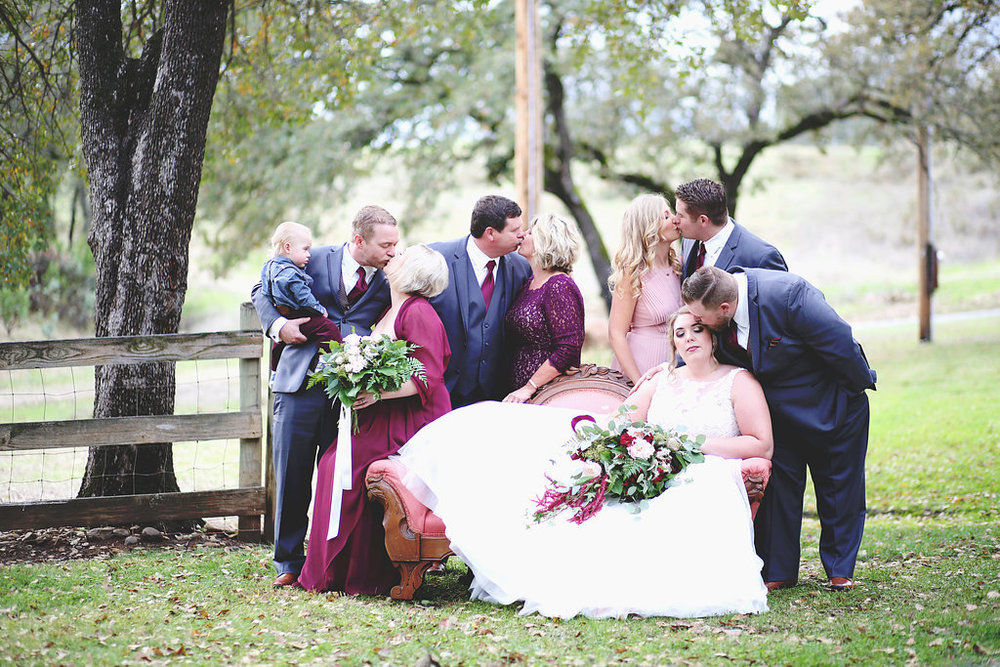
left=527, top=378, right=538, bottom=390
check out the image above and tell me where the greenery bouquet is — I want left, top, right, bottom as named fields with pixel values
left=306, top=333, right=425, bottom=432
left=533, top=405, right=706, bottom=525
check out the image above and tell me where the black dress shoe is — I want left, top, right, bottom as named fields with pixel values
left=273, top=572, right=299, bottom=587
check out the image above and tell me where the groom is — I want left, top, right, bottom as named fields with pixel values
left=681, top=265, right=876, bottom=591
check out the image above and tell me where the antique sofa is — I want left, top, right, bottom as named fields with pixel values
left=365, top=364, right=772, bottom=601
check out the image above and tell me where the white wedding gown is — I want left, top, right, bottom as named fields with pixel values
left=395, top=368, right=768, bottom=619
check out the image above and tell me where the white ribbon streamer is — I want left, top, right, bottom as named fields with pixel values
left=327, top=401, right=355, bottom=540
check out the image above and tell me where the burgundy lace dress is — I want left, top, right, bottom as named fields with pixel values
left=504, top=273, right=585, bottom=391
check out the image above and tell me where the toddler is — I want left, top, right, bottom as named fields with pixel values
left=261, top=221, right=343, bottom=368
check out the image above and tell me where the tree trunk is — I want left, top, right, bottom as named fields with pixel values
left=76, top=0, right=228, bottom=503
left=542, top=63, right=613, bottom=312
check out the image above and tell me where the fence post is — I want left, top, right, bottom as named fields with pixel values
left=239, top=302, right=264, bottom=540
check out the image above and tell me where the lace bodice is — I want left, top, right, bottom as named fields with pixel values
left=647, top=368, right=744, bottom=439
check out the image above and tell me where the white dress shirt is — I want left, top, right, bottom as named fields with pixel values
left=702, top=219, right=735, bottom=268
left=732, top=271, right=750, bottom=349
left=466, top=236, right=499, bottom=286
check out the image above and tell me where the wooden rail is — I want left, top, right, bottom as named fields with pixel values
left=0, top=303, right=268, bottom=537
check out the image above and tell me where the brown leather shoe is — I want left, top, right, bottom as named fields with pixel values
left=273, top=572, right=299, bottom=588
left=829, top=577, right=855, bottom=590
left=765, top=580, right=797, bottom=591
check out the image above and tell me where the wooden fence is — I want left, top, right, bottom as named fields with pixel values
left=0, top=303, right=269, bottom=538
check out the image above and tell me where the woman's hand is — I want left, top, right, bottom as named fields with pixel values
left=352, top=391, right=379, bottom=411
left=502, top=385, right=535, bottom=403
left=628, top=364, right=665, bottom=396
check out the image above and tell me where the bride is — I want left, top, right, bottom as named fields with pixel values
left=395, top=307, right=773, bottom=619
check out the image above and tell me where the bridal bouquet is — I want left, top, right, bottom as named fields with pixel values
left=532, top=405, right=705, bottom=525
left=306, top=333, right=425, bottom=431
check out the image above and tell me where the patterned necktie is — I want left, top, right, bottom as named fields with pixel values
left=481, top=260, right=496, bottom=310
left=695, top=242, right=707, bottom=269
left=347, top=266, right=368, bottom=305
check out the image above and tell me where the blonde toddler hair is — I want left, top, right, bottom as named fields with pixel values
left=270, top=221, right=312, bottom=258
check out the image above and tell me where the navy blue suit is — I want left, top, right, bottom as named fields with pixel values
left=251, top=244, right=390, bottom=576
left=720, top=268, right=876, bottom=582
left=681, top=220, right=787, bottom=281
left=429, top=236, right=532, bottom=408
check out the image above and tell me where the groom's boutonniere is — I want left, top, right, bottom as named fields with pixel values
left=767, top=337, right=782, bottom=350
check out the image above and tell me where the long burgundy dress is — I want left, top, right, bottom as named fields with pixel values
left=297, top=296, right=451, bottom=594
left=504, top=273, right=585, bottom=391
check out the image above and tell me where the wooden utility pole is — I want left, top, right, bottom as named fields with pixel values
left=917, top=126, right=936, bottom=342
left=515, top=0, right=543, bottom=221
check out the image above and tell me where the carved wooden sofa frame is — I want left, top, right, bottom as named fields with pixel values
left=365, top=363, right=771, bottom=600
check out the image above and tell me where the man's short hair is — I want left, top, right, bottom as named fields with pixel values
left=470, top=195, right=522, bottom=238
left=352, top=205, right=398, bottom=241
left=682, top=266, right=737, bottom=308
left=675, top=178, right=729, bottom=227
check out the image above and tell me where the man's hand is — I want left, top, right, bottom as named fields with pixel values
left=279, top=317, right=309, bottom=344
left=628, top=364, right=665, bottom=396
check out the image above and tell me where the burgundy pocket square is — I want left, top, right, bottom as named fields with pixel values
left=767, top=337, right=782, bottom=349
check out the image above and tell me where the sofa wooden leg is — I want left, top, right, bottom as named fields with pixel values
left=391, top=560, right=436, bottom=601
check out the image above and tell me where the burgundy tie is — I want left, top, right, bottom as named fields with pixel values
left=725, top=321, right=751, bottom=363
left=481, top=260, right=496, bottom=310
left=347, top=267, right=368, bottom=305
left=695, top=242, right=706, bottom=269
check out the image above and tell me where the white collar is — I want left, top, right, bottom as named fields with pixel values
left=466, top=235, right=500, bottom=285
left=732, top=270, right=750, bottom=347
left=702, top=219, right=735, bottom=262
left=466, top=235, right=495, bottom=269
left=342, top=243, right=375, bottom=286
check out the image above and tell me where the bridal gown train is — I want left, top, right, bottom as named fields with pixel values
left=395, top=368, right=768, bottom=619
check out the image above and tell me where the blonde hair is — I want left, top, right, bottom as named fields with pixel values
left=529, top=213, right=581, bottom=272
left=270, top=221, right=312, bottom=258
left=608, top=194, right=681, bottom=299
left=394, top=244, right=449, bottom=298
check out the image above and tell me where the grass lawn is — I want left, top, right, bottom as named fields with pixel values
left=2, top=316, right=999, bottom=665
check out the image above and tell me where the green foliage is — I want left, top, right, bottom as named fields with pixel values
left=1, top=1, right=79, bottom=289
left=306, top=333, right=425, bottom=408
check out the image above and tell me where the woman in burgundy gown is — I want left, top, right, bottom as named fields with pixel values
left=502, top=213, right=586, bottom=403
left=298, top=244, right=452, bottom=594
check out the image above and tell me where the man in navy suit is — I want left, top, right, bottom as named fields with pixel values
left=682, top=265, right=876, bottom=591
left=673, top=178, right=787, bottom=280
left=430, top=195, right=533, bottom=408
left=251, top=205, right=397, bottom=586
